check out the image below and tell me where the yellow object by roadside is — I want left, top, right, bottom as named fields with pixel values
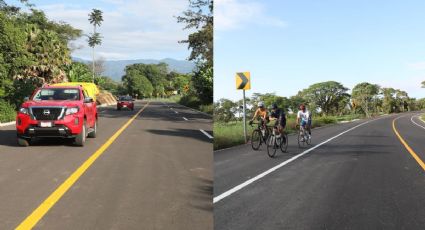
left=52, top=82, right=99, bottom=101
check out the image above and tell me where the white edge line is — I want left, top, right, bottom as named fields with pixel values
left=213, top=119, right=374, bottom=204
left=174, top=111, right=179, bottom=114
left=411, top=115, right=425, bottom=130
left=183, top=117, right=188, bottom=121
left=200, top=129, right=213, bottom=139
left=0, top=121, right=15, bottom=127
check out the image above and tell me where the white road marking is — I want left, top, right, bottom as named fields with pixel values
left=200, top=129, right=213, bottom=139
left=411, top=115, right=425, bottom=130
left=213, top=119, right=375, bottom=204
left=183, top=117, right=188, bottom=121
left=419, top=115, right=425, bottom=124
left=174, top=111, right=179, bottom=114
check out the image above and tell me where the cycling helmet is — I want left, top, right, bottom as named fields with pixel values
left=258, top=101, right=265, bottom=108
left=272, top=103, right=278, bottom=109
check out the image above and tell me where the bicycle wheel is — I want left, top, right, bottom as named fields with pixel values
left=280, top=133, right=288, bottom=152
left=306, top=133, right=312, bottom=145
left=266, top=135, right=277, bottom=157
left=297, top=131, right=305, bottom=148
left=251, top=129, right=262, bottom=150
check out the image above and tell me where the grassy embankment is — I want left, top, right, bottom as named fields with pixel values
left=214, top=114, right=363, bottom=150
left=153, top=95, right=213, bottom=115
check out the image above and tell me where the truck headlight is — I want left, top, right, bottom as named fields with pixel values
left=65, top=107, right=79, bottom=115
left=19, top=107, right=29, bottom=115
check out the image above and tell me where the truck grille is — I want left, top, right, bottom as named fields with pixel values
left=31, top=107, right=64, bottom=120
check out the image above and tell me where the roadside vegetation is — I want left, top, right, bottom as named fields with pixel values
left=0, top=1, right=121, bottom=123
left=106, top=0, right=213, bottom=114
left=214, top=81, right=425, bottom=150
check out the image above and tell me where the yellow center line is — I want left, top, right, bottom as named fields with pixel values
left=392, top=116, right=425, bottom=172
left=16, top=101, right=150, bottom=230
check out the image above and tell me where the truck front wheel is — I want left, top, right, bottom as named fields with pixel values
left=17, top=137, right=30, bottom=147
left=74, top=121, right=86, bottom=146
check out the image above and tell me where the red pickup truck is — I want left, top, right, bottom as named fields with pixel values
left=16, top=85, right=98, bottom=146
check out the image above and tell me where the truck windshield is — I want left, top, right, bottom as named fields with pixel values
left=33, top=88, right=80, bottom=101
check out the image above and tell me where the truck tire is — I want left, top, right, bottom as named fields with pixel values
left=87, top=120, right=97, bottom=138
left=17, top=137, right=30, bottom=147
left=74, top=121, right=86, bottom=146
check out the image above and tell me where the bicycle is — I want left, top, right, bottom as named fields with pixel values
left=250, top=121, right=271, bottom=150
left=266, top=126, right=288, bottom=157
left=296, top=124, right=311, bottom=148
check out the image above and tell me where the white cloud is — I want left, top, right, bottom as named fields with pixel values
left=38, top=1, right=192, bottom=60
left=215, top=0, right=286, bottom=31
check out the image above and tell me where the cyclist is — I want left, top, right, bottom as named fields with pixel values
left=249, top=101, right=268, bottom=126
left=269, top=103, right=286, bottom=138
left=296, top=104, right=311, bottom=140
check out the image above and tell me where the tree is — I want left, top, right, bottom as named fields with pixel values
left=381, top=87, right=396, bottom=114
left=394, top=90, right=409, bottom=112
left=122, top=69, right=154, bottom=98
left=422, top=81, right=425, bottom=88
left=177, top=0, right=213, bottom=66
left=299, top=81, right=349, bottom=116
left=0, top=1, right=82, bottom=109
left=65, top=62, right=92, bottom=82
left=177, top=0, right=213, bottom=105
left=214, top=98, right=237, bottom=122
left=352, top=82, right=380, bottom=117
left=88, top=9, right=103, bottom=81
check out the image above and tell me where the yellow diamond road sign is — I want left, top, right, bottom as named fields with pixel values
left=236, top=72, right=250, bottom=90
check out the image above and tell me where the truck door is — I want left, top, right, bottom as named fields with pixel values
left=82, top=89, right=94, bottom=127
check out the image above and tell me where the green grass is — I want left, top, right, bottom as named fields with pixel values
left=214, top=114, right=363, bottom=150
left=421, top=114, right=425, bottom=122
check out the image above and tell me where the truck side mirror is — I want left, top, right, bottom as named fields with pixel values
left=84, top=97, right=94, bottom=103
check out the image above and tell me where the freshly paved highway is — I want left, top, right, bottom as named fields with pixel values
left=0, top=100, right=212, bottom=229
left=214, top=112, right=425, bottom=230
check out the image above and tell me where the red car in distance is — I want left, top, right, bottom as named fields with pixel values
left=117, top=96, right=135, bottom=111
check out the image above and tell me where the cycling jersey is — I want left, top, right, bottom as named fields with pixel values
left=297, top=110, right=310, bottom=122
left=253, top=108, right=268, bottom=120
left=270, top=109, right=286, bottom=127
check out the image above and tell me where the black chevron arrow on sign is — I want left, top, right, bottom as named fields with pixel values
left=237, top=73, right=248, bottom=89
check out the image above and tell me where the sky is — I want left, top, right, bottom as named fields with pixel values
left=214, top=0, right=425, bottom=101
left=9, top=0, right=192, bottom=60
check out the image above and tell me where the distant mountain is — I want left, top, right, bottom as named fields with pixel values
left=72, top=57, right=196, bottom=82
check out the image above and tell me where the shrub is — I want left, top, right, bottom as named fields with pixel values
left=0, top=100, right=16, bottom=123
left=199, top=104, right=213, bottom=115
left=179, top=95, right=202, bottom=109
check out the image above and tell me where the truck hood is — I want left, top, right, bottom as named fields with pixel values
left=22, top=100, right=81, bottom=108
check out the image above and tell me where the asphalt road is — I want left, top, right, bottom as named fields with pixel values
left=214, top=112, right=425, bottom=230
left=0, top=100, right=212, bottom=229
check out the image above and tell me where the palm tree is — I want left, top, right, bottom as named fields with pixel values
left=88, top=9, right=103, bottom=82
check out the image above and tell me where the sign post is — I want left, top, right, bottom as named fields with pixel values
left=236, top=72, right=251, bottom=143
